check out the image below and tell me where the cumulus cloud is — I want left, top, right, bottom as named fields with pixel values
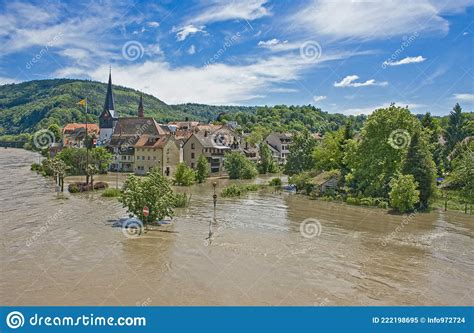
left=174, top=24, right=206, bottom=41
left=289, top=0, right=457, bottom=40
left=313, top=95, right=326, bottom=102
left=383, top=56, right=426, bottom=67
left=453, top=93, right=474, bottom=102
left=334, top=75, right=388, bottom=88
left=55, top=49, right=364, bottom=105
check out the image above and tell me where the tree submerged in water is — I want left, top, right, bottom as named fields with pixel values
left=120, top=169, right=176, bottom=224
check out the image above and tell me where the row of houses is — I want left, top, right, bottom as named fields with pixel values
left=60, top=72, right=297, bottom=177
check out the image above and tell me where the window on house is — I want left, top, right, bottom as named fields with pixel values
left=191, top=153, right=195, bottom=159
left=191, top=163, right=194, bottom=168
left=191, top=143, right=195, bottom=149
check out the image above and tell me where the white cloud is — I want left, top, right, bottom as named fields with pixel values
left=189, top=0, right=270, bottom=25
left=56, top=49, right=363, bottom=105
left=289, top=0, right=457, bottom=40
left=334, top=75, right=388, bottom=88
left=174, top=24, right=206, bottom=41
left=313, top=95, right=326, bottom=102
left=147, top=21, right=160, bottom=28
left=258, top=38, right=283, bottom=47
left=187, top=45, right=196, bottom=55
left=453, top=93, right=474, bottom=102
left=383, top=56, right=426, bottom=66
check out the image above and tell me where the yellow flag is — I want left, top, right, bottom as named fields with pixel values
left=77, top=99, right=86, bottom=106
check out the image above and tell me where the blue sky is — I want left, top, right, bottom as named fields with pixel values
left=0, top=0, right=473, bottom=115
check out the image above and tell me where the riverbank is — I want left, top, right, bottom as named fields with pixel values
left=1, top=148, right=473, bottom=306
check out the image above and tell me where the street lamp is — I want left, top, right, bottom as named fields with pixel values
left=212, top=182, right=217, bottom=209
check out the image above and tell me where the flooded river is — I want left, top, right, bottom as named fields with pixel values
left=0, top=148, right=473, bottom=305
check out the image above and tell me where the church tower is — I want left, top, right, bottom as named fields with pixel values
left=98, top=68, right=118, bottom=145
left=138, top=94, right=144, bottom=118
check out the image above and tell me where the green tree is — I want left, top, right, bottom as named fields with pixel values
left=224, top=151, right=258, bottom=179
left=421, top=112, right=445, bottom=176
left=285, top=129, right=316, bottom=175
left=389, top=174, right=420, bottom=213
left=195, top=154, right=210, bottom=183
left=402, top=131, right=436, bottom=209
left=352, top=104, right=420, bottom=198
left=313, top=129, right=344, bottom=172
left=259, top=143, right=277, bottom=174
left=448, top=143, right=474, bottom=208
left=246, top=125, right=271, bottom=146
left=445, top=103, right=466, bottom=153
left=120, top=169, right=176, bottom=224
left=47, top=124, right=62, bottom=143
left=90, top=147, right=113, bottom=174
left=173, top=162, right=196, bottom=186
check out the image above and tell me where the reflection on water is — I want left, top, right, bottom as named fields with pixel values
left=0, top=148, right=473, bottom=305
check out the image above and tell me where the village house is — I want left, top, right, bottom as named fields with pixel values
left=182, top=130, right=230, bottom=173
left=265, top=132, right=293, bottom=164
left=134, top=135, right=181, bottom=176
left=309, top=171, right=341, bottom=195
left=62, top=123, right=100, bottom=148
left=108, top=116, right=170, bottom=172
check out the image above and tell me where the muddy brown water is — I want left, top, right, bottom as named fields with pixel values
left=0, top=148, right=473, bottom=305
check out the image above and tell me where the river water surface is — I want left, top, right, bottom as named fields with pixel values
left=0, top=149, right=473, bottom=305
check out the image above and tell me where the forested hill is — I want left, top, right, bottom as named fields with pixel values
left=0, top=79, right=258, bottom=135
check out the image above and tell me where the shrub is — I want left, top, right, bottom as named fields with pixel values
left=173, top=162, right=196, bottom=186
left=221, top=183, right=260, bottom=197
left=346, top=197, right=360, bottom=205
left=378, top=201, right=389, bottom=209
left=221, top=184, right=242, bottom=197
left=31, top=163, right=41, bottom=172
left=224, top=151, right=258, bottom=179
left=69, top=184, right=79, bottom=193
left=173, top=193, right=188, bottom=208
left=269, top=177, right=282, bottom=186
left=195, top=155, right=210, bottom=183
left=244, top=184, right=260, bottom=191
left=289, top=171, right=314, bottom=194
left=360, top=197, right=373, bottom=206
left=389, top=174, right=420, bottom=213
left=101, top=188, right=121, bottom=197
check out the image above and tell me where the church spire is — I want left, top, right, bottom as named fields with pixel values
left=138, top=94, right=144, bottom=118
left=103, top=66, right=116, bottom=116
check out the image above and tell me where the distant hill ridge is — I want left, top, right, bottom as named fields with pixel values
left=0, top=79, right=257, bottom=135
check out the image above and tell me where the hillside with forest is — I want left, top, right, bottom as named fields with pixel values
left=0, top=79, right=259, bottom=135
left=0, top=79, right=367, bottom=137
